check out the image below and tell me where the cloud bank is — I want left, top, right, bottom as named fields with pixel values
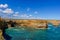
left=0, top=4, right=41, bottom=19
left=0, top=4, right=8, bottom=8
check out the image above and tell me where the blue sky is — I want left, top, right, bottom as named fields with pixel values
left=0, top=0, right=60, bottom=19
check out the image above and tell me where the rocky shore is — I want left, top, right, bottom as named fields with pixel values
left=0, top=30, right=4, bottom=40
left=0, top=17, right=60, bottom=40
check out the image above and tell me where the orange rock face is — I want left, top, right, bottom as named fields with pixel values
left=1, top=17, right=60, bottom=28
left=11, top=19, right=47, bottom=28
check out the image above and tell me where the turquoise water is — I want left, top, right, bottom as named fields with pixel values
left=5, top=25, right=60, bottom=40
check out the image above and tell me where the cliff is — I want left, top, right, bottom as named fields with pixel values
left=0, top=17, right=60, bottom=28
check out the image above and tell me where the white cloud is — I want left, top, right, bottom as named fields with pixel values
left=0, top=9, right=3, bottom=12
left=3, top=8, right=14, bottom=14
left=34, top=11, right=38, bottom=14
left=27, top=8, right=30, bottom=11
left=13, top=12, right=19, bottom=16
left=19, top=14, right=40, bottom=19
left=20, top=14, right=32, bottom=18
left=0, top=4, right=8, bottom=8
left=20, top=14, right=29, bottom=18
left=12, top=13, right=42, bottom=19
left=29, top=14, right=32, bottom=17
left=0, top=4, right=14, bottom=14
left=0, top=4, right=41, bottom=19
left=13, top=14, right=18, bottom=16
left=15, top=12, right=19, bottom=14
left=0, top=4, right=21, bottom=19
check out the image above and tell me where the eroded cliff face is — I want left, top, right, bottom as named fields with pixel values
left=11, top=20, right=47, bottom=28
left=12, top=20, right=60, bottom=28
left=1, top=17, right=60, bottom=28
left=47, top=20, right=60, bottom=26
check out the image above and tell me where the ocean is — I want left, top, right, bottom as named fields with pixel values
left=5, top=25, right=60, bottom=40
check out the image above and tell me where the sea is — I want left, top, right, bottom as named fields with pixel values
left=5, top=24, right=60, bottom=40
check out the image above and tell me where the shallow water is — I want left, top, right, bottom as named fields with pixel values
left=5, top=26, right=60, bottom=40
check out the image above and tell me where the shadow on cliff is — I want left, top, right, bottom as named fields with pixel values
left=2, top=21, right=12, bottom=40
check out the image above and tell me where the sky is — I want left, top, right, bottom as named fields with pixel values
left=0, top=0, right=60, bottom=19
